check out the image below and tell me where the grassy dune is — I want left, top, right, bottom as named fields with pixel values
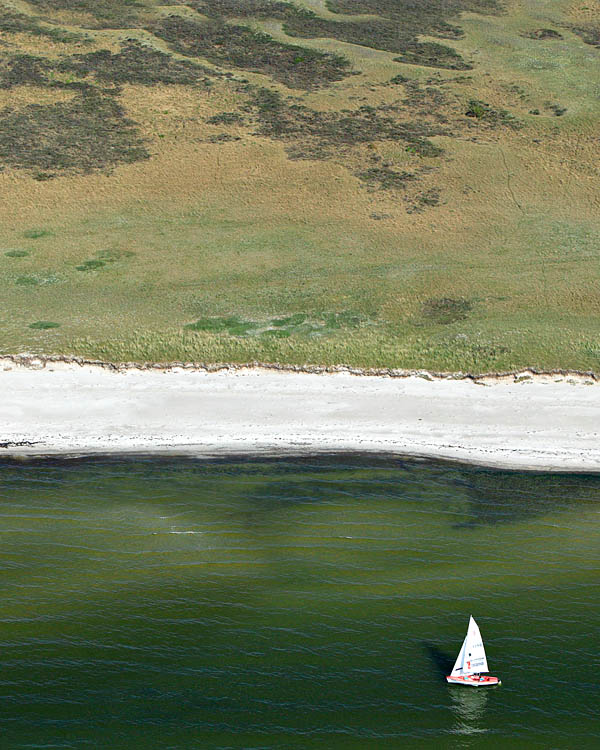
left=1, top=0, right=599, bottom=371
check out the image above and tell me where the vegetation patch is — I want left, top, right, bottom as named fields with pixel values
left=186, top=0, right=499, bottom=71
left=395, top=79, right=451, bottom=121
left=183, top=0, right=314, bottom=21
left=406, top=187, right=442, bottom=213
left=247, top=88, right=447, bottom=158
left=1, top=44, right=213, bottom=91
left=270, top=313, right=307, bottom=327
left=76, top=249, right=135, bottom=271
left=465, top=99, right=522, bottom=129
left=151, top=15, right=352, bottom=89
left=581, top=342, right=600, bottom=362
left=5, top=250, right=30, bottom=258
left=97, top=249, right=135, bottom=262
left=357, top=166, right=416, bottom=191
left=421, top=297, right=472, bottom=325
left=15, top=274, right=59, bottom=286
left=185, top=316, right=261, bottom=335
left=57, top=43, right=215, bottom=86
left=24, top=229, right=54, bottom=239
left=25, top=0, right=146, bottom=29
left=0, top=90, right=149, bottom=175
left=0, top=9, right=86, bottom=42
left=29, top=320, right=60, bottom=329
left=76, top=259, right=106, bottom=272
left=0, top=55, right=53, bottom=90
left=546, top=103, right=567, bottom=117
left=569, top=25, right=600, bottom=47
left=207, top=112, right=245, bottom=125
left=522, top=28, right=563, bottom=40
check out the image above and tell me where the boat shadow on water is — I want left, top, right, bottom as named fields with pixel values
left=423, top=642, right=454, bottom=679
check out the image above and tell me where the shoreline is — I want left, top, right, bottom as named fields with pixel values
left=2, top=355, right=600, bottom=472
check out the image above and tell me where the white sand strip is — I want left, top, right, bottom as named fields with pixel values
left=0, top=360, right=599, bottom=471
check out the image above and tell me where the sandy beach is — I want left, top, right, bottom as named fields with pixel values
left=1, top=356, right=599, bottom=471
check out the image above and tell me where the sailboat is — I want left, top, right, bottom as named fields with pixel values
left=446, top=616, right=501, bottom=687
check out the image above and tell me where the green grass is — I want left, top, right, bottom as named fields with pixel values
left=184, top=311, right=369, bottom=338
left=1, top=202, right=599, bottom=372
left=62, top=314, right=600, bottom=374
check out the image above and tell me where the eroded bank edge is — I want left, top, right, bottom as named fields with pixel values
left=1, top=353, right=598, bottom=384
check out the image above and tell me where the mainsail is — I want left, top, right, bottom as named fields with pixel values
left=450, top=616, right=489, bottom=677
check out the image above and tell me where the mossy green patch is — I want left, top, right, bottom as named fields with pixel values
left=184, top=316, right=260, bottom=335
left=76, top=259, right=106, bottom=272
left=28, top=320, right=60, bottom=329
left=16, top=274, right=59, bottom=287
left=24, top=229, right=54, bottom=239
left=260, top=328, right=291, bottom=338
left=421, top=297, right=473, bottom=325
left=465, top=99, right=523, bottom=128
left=76, top=249, right=135, bottom=271
left=270, top=313, right=307, bottom=327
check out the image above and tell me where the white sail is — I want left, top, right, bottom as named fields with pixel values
left=450, top=616, right=489, bottom=676
left=450, top=636, right=467, bottom=677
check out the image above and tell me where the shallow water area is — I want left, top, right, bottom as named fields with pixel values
left=0, top=456, right=598, bottom=748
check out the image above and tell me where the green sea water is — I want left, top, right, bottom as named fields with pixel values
left=0, top=456, right=598, bottom=749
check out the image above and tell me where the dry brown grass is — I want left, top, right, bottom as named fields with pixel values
left=0, top=85, right=75, bottom=109
left=566, top=0, right=600, bottom=24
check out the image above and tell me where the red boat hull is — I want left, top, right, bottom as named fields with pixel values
left=446, top=675, right=500, bottom=687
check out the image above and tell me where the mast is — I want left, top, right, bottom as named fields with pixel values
left=450, top=616, right=489, bottom=677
